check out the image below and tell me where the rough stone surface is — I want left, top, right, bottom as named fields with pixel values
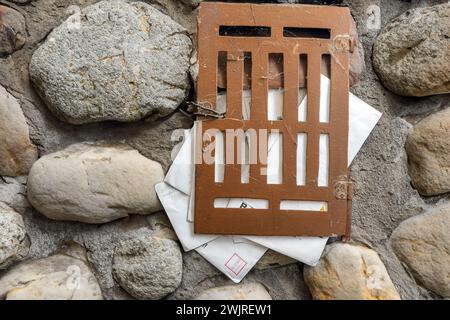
left=27, top=143, right=164, bottom=224
left=304, top=243, right=401, bottom=300
left=195, top=282, right=272, bottom=300
left=373, top=3, right=450, bottom=96
left=29, top=0, right=192, bottom=124
left=0, top=0, right=448, bottom=301
left=0, top=202, right=29, bottom=269
left=0, top=6, right=26, bottom=57
left=0, top=85, right=38, bottom=177
left=0, top=176, right=28, bottom=214
left=145, top=0, right=198, bottom=35
left=180, top=0, right=202, bottom=8
left=0, top=254, right=103, bottom=300
left=405, top=107, right=450, bottom=196
left=391, top=204, right=450, bottom=298
left=171, top=251, right=311, bottom=300
left=112, top=234, right=182, bottom=300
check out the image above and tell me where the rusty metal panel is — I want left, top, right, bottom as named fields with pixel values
left=195, top=2, right=352, bottom=237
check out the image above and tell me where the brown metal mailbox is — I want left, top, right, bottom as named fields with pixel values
left=194, top=2, right=352, bottom=238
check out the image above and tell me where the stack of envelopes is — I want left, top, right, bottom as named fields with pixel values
left=156, top=76, right=382, bottom=282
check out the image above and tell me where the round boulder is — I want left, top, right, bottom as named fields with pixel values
left=0, top=254, right=103, bottom=300
left=391, top=204, right=450, bottom=298
left=304, top=243, right=400, bottom=300
left=405, top=107, right=450, bottom=196
left=0, top=202, right=29, bottom=269
left=0, top=6, right=26, bottom=57
left=27, top=143, right=164, bottom=224
left=373, top=3, right=450, bottom=96
left=0, top=85, right=38, bottom=177
left=112, top=235, right=182, bottom=299
left=29, top=0, right=192, bottom=124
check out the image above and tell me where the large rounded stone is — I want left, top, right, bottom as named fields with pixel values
left=0, top=85, right=38, bottom=177
left=373, top=3, right=450, bottom=97
left=27, top=143, right=164, bottom=224
left=391, top=204, right=450, bottom=298
left=29, top=0, right=192, bottom=124
left=194, top=283, right=272, bottom=300
left=304, top=243, right=400, bottom=300
left=112, top=235, right=182, bottom=299
left=0, top=6, right=26, bottom=57
left=0, top=254, right=103, bottom=300
left=0, top=202, right=29, bottom=269
left=405, top=107, right=450, bottom=196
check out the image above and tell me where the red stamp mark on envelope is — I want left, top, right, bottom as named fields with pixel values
left=225, top=253, right=247, bottom=275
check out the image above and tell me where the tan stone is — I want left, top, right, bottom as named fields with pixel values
left=0, top=202, right=29, bottom=269
left=405, top=107, right=450, bottom=196
left=27, top=143, right=164, bottom=223
left=0, top=85, right=38, bottom=177
left=194, top=283, right=272, bottom=300
left=304, top=243, right=400, bottom=300
left=391, top=204, right=450, bottom=297
left=0, top=254, right=103, bottom=300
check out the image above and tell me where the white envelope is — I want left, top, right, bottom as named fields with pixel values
left=155, top=182, right=217, bottom=251
left=156, top=182, right=266, bottom=282
left=222, top=198, right=329, bottom=266
left=196, top=236, right=267, bottom=283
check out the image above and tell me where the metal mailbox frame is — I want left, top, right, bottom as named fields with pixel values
left=195, top=2, right=352, bottom=238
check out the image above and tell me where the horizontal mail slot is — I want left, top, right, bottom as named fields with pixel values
left=219, top=26, right=271, bottom=37
left=283, top=27, right=331, bottom=39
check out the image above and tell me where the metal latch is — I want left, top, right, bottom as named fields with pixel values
left=185, top=101, right=225, bottom=119
left=334, top=176, right=354, bottom=200
left=333, top=35, right=356, bottom=53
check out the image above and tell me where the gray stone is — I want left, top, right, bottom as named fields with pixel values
left=0, top=176, right=28, bottom=214
left=304, top=243, right=401, bottom=300
left=391, top=204, right=450, bottom=298
left=0, top=6, right=26, bottom=57
left=29, top=0, right=192, bottom=124
left=195, top=282, right=272, bottom=300
left=27, top=143, right=164, bottom=224
left=180, top=0, right=202, bottom=8
left=0, top=254, right=103, bottom=300
left=0, top=85, right=38, bottom=177
left=0, top=202, right=29, bottom=269
left=171, top=251, right=310, bottom=300
left=112, top=234, right=182, bottom=299
left=145, top=0, right=198, bottom=35
left=405, top=107, right=450, bottom=196
left=373, top=3, right=450, bottom=96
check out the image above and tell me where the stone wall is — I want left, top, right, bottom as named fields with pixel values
left=0, top=0, right=448, bottom=300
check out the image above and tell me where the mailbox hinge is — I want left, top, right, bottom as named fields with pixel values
left=186, top=101, right=225, bottom=119
left=334, top=175, right=354, bottom=200
left=333, top=35, right=356, bottom=53
left=334, top=175, right=353, bottom=242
